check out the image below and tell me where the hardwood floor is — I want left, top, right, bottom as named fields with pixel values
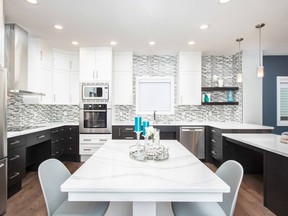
left=6, top=162, right=275, bottom=216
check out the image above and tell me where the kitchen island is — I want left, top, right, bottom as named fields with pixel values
left=61, top=140, right=230, bottom=216
left=222, top=133, right=288, bottom=216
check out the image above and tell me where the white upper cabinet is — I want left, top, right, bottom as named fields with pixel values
left=79, top=47, right=112, bottom=82
left=178, top=52, right=202, bottom=72
left=28, top=38, right=53, bottom=104
left=52, top=49, right=79, bottom=104
left=178, top=52, right=202, bottom=105
left=113, top=52, right=133, bottom=105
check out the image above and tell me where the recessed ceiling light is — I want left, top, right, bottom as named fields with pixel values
left=219, top=0, right=231, bottom=4
left=188, top=41, right=195, bottom=45
left=110, top=41, right=117, bottom=46
left=72, top=41, right=79, bottom=45
left=149, top=41, right=156, bottom=46
left=26, top=0, right=38, bottom=4
left=54, top=25, right=63, bottom=30
left=200, top=24, right=209, bottom=30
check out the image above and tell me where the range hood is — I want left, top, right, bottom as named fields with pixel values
left=5, top=24, right=45, bottom=96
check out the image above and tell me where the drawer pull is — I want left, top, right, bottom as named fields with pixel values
left=0, top=164, right=4, bottom=169
left=83, top=139, right=92, bottom=141
left=125, top=128, right=133, bottom=131
left=99, top=139, right=108, bottom=142
left=10, top=155, right=20, bottom=161
left=10, top=172, right=20, bottom=179
left=212, top=130, right=216, bottom=133
left=10, top=140, right=20, bottom=145
left=37, top=135, right=46, bottom=139
left=83, top=149, right=91, bottom=151
left=211, top=150, right=217, bottom=155
left=212, top=139, right=216, bottom=143
left=125, top=137, right=134, bottom=140
left=51, top=130, right=59, bottom=134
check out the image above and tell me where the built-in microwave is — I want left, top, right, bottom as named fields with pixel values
left=82, top=84, right=109, bottom=100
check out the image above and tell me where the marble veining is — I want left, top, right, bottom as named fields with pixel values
left=62, top=140, right=230, bottom=193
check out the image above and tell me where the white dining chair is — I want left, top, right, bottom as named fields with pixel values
left=38, top=158, right=110, bottom=216
left=172, top=160, right=243, bottom=216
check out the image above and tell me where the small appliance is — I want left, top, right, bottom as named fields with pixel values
left=81, top=83, right=109, bottom=101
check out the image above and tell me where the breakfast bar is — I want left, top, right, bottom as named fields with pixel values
left=222, top=133, right=288, bottom=216
left=61, top=140, right=230, bottom=216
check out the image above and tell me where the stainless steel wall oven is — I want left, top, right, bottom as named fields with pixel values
left=79, top=103, right=112, bottom=134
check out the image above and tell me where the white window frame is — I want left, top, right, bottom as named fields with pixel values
left=136, top=76, right=174, bottom=115
left=277, top=76, right=288, bottom=126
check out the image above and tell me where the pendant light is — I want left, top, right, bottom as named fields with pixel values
left=236, top=38, right=243, bottom=83
left=255, top=23, right=265, bottom=78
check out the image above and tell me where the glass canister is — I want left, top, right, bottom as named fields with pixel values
left=227, top=90, right=233, bottom=102
left=281, top=132, right=288, bottom=144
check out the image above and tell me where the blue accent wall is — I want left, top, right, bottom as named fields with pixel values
left=263, top=56, right=288, bottom=134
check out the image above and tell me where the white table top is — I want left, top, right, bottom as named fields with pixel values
left=61, top=140, right=230, bottom=202
left=223, top=133, right=288, bottom=158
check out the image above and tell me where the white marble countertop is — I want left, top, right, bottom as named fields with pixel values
left=223, top=133, right=288, bottom=158
left=113, top=121, right=274, bottom=130
left=7, top=122, right=79, bottom=138
left=61, top=140, right=229, bottom=199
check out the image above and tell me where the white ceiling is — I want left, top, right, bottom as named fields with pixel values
left=4, top=0, right=288, bottom=55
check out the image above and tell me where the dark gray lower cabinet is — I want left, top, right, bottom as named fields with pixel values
left=8, top=125, right=80, bottom=197
left=207, top=127, right=272, bottom=166
left=7, top=136, right=26, bottom=198
left=112, top=125, right=179, bottom=140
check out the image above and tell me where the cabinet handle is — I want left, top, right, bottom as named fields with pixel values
left=54, top=94, right=56, bottom=102
left=83, top=139, right=92, bottom=141
left=96, top=71, right=98, bottom=79
left=37, top=135, right=45, bottom=139
left=212, top=139, right=216, bottom=143
left=10, top=172, right=20, bottom=179
left=51, top=130, right=59, bottom=134
left=83, top=149, right=91, bottom=151
left=10, top=155, right=20, bottom=161
left=70, top=61, right=72, bottom=70
left=93, top=70, right=95, bottom=79
left=40, top=51, right=43, bottom=60
left=70, top=94, right=72, bottom=103
left=0, top=164, right=4, bottom=169
left=212, top=130, right=216, bottom=132
left=118, top=128, right=121, bottom=137
left=125, top=137, right=134, bottom=140
left=211, top=150, right=216, bottom=155
left=125, top=128, right=133, bottom=131
left=99, top=139, right=107, bottom=142
left=10, top=140, right=20, bottom=145
left=181, top=95, right=183, bottom=104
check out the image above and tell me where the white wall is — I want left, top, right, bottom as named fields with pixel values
left=242, top=50, right=263, bottom=125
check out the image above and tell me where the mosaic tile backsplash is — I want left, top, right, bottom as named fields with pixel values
left=7, top=95, right=79, bottom=130
left=7, top=52, right=242, bottom=129
left=114, top=53, right=243, bottom=123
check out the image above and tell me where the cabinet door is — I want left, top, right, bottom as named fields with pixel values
left=40, top=43, right=53, bottom=67
left=53, top=50, right=70, bottom=70
left=79, top=51, right=96, bottom=81
left=69, top=71, right=79, bottom=104
left=113, top=72, right=133, bottom=105
left=178, top=72, right=201, bottom=105
left=53, top=69, right=70, bottom=104
left=69, top=53, right=79, bottom=72
left=178, top=52, right=201, bottom=72
left=39, top=65, right=53, bottom=104
left=0, top=0, right=4, bottom=67
left=114, top=52, right=133, bottom=71
left=95, top=51, right=112, bottom=81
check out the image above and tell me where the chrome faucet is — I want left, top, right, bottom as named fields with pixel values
left=153, top=111, right=157, bottom=121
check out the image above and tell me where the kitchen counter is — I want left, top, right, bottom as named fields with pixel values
left=112, top=121, right=274, bottom=130
left=223, top=133, right=288, bottom=158
left=7, top=122, right=79, bottom=138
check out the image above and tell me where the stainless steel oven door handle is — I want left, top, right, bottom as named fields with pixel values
left=0, top=163, right=4, bottom=169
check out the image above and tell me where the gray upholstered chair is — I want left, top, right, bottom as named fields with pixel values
left=38, top=158, right=109, bottom=216
left=172, top=160, right=243, bottom=216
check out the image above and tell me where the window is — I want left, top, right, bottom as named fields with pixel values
left=277, top=76, right=288, bottom=126
left=136, top=76, right=174, bottom=114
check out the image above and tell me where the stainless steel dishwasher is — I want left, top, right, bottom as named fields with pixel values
left=179, top=127, right=205, bottom=159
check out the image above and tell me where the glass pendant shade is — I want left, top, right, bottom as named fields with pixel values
left=257, top=66, right=264, bottom=78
